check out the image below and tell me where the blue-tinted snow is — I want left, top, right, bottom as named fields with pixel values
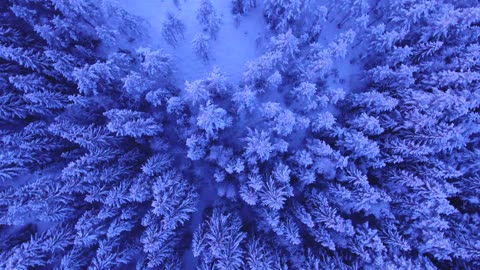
left=118, top=0, right=267, bottom=83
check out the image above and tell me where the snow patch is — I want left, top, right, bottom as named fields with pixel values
left=117, top=0, right=267, bottom=84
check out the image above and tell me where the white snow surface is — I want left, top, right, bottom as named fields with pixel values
left=117, top=0, right=267, bottom=84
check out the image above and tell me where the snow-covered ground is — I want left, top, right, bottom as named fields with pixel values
left=117, top=0, right=267, bottom=84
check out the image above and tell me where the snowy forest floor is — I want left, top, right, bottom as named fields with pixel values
left=118, top=0, right=268, bottom=84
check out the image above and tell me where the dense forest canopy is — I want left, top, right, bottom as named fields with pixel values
left=0, top=0, right=479, bottom=269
